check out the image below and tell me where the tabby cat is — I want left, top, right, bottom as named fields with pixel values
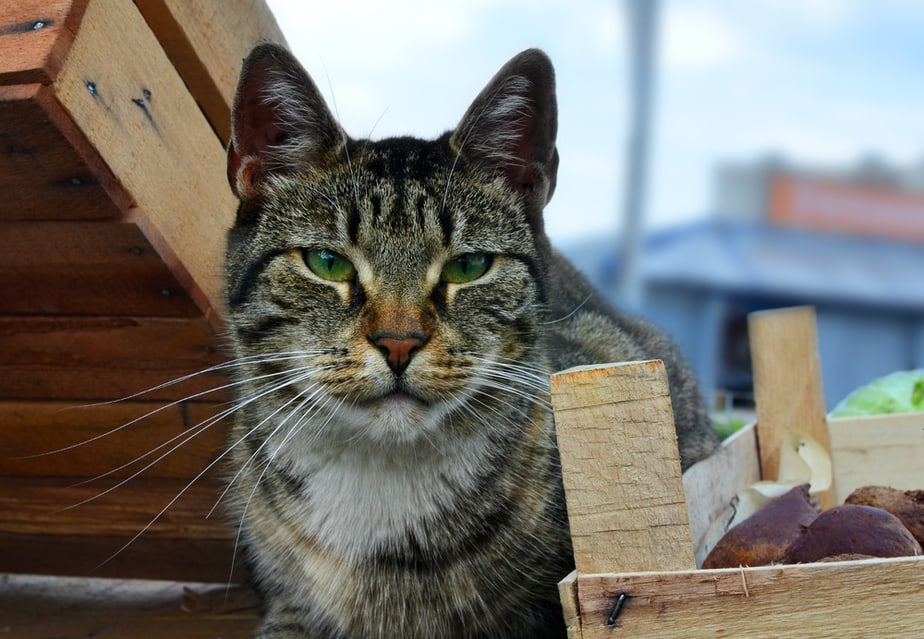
left=223, top=43, right=718, bottom=639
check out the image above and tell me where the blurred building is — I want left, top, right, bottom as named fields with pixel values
left=562, top=156, right=924, bottom=409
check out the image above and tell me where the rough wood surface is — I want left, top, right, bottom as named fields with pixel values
left=0, top=574, right=259, bottom=638
left=551, top=361, right=694, bottom=575
left=830, top=413, right=924, bottom=502
left=53, top=0, right=237, bottom=324
left=575, top=556, right=924, bottom=638
left=0, top=316, right=230, bottom=401
left=0, top=221, right=200, bottom=315
left=135, top=0, right=286, bottom=144
left=558, top=571, right=582, bottom=639
left=749, top=306, right=836, bottom=508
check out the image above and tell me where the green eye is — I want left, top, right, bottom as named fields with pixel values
left=304, top=249, right=356, bottom=282
left=441, top=253, right=492, bottom=284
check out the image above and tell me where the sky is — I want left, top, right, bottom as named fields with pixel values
left=263, top=0, right=924, bottom=243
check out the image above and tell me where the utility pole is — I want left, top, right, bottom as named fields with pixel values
left=618, top=0, right=660, bottom=310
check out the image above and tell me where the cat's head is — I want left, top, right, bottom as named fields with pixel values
left=224, top=44, right=560, bottom=445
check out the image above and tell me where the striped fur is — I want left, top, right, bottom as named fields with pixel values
left=224, top=45, right=718, bottom=638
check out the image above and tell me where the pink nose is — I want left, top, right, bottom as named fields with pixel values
left=372, top=335, right=425, bottom=375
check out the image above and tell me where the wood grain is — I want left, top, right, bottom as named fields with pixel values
left=0, top=221, right=201, bottom=315
left=0, top=316, right=230, bottom=401
left=135, top=0, right=287, bottom=144
left=0, top=400, right=228, bottom=480
left=0, top=0, right=88, bottom=85
left=551, top=361, right=694, bottom=575
left=830, top=413, right=924, bottom=502
left=575, top=556, right=924, bottom=638
left=53, top=0, right=237, bottom=324
left=749, top=306, right=836, bottom=508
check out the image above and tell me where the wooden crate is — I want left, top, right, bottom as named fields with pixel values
left=0, top=0, right=283, bottom=588
left=553, top=306, right=924, bottom=639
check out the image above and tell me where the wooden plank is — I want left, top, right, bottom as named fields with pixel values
left=53, top=0, right=237, bottom=324
left=0, top=574, right=259, bottom=636
left=135, top=0, right=287, bottom=145
left=0, top=401, right=228, bottom=480
left=0, top=83, right=123, bottom=220
left=749, top=306, right=836, bottom=509
left=0, top=0, right=88, bottom=85
left=574, top=556, right=924, bottom=638
left=551, top=361, right=694, bottom=575
left=0, top=532, right=243, bottom=582
left=0, top=316, right=230, bottom=401
left=558, top=571, right=583, bottom=639
left=0, top=476, right=230, bottom=540
left=682, top=423, right=761, bottom=566
left=830, top=413, right=924, bottom=502
left=0, top=221, right=201, bottom=315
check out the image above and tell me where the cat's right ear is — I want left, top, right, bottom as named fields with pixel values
left=227, top=43, right=346, bottom=200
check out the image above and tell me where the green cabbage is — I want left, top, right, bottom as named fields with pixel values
left=829, top=369, right=924, bottom=418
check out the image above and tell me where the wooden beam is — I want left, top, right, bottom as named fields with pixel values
left=135, top=0, right=287, bottom=145
left=550, top=361, right=694, bottom=576
left=574, top=556, right=924, bottom=638
left=53, top=0, right=237, bottom=324
left=749, top=306, right=836, bottom=509
left=0, top=0, right=88, bottom=85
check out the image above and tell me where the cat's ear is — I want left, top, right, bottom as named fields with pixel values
left=450, top=49, right=559, bottom=204
left=227, top=43, right=346, bottom=200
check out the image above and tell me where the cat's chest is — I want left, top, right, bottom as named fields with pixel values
left=280, top=440, right=486, bottom=560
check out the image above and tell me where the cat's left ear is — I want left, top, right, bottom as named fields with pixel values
left=227, top=43, right=346, bottom=200
left=450, top=49, right=559, bottom=205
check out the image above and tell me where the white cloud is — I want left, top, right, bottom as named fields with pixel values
left=661, top=4, right=740, bottom=69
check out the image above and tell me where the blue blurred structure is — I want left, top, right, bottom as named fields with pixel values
left=561, top=158, right=924, bottom=410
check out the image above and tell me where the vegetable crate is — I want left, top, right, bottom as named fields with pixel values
left=553, top=306, right=924, bottom=639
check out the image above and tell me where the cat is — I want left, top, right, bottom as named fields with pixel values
left=223, top=43, right=718, bottom=639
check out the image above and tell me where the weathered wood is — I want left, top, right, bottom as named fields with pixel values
left=0, top=316, right=230, bottom=401
left=575, top=556, right=924, bottom=638
left=0, top=83, right=124, bottom=220
left=551, top=361, right=694, bottom=575
left=682, top=423, right=761, bottom=566
left=0, top=0, right=88, bottom=85
left=0, top=400, right=227, bottom=479
left=749, top=306, right=836, bottom=508
left=0, top=574, right=259, bottom=637
left=53, top=0, right=237, bottom=324
left=135, top=0, right=286, bottom=144
left=557, top=571, right=583, bottom=639
left=0, top=221, right=201, bottom=315
left=830, top=413, right=924, bottom=502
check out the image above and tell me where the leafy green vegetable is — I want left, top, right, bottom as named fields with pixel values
left=829, top=369, right=924, bottom=418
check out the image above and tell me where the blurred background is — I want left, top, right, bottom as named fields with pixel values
left=265, top=0, right=924, bottom=413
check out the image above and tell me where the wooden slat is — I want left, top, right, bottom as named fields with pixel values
left=682, top=423, right=761, bottom=566
left=0, top=401, right=227, bottom=479
left=0, top=83, right=123, bottom=220
left=558, top=571, right=583, bottom=639
left=0, top=221, right=201, bottom=315
left=830, top=413, right=924, bottom=502
left=0, top=0, right=88, bottom=85
left=0, top=476, right=229, bottom=540
left=135, top=0, right=287, bottom=145
left=550, top=361, right=694, bottom=575
left=0, top=316, right=230, bottom=401
left=0, top=575, right=259, bottom=639
left=749, top=306, right=836, bottom=509
left=575, top=556, right=924, bottom=638
left=53, top=0, right=237, bottom=324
